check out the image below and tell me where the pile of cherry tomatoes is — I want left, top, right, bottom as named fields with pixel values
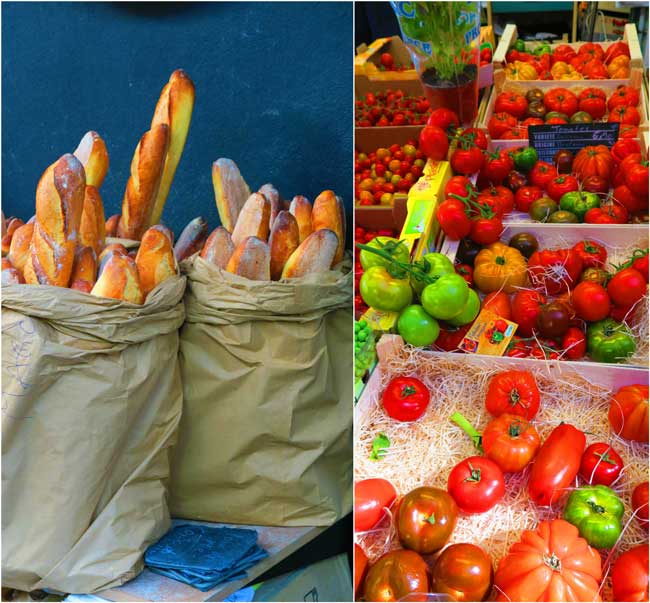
left=355, top=90, right=432, bottom=127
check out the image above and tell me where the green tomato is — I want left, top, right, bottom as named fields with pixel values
left=545, top=111, right=569, bottom=122
left=529, top=197, right=558, bottom=222
left=569, top=111, right=593, bottom=124
left=587, top=318, right=636, bottom=363
left=421, top=273, right=469, bottom=321
left=563, top=485, right=624, bottom=549
left=514, top=39, right=526, bottom=52
left=514, top=147, right=538, bottom=172
left=559, top=191, right=601, bottom=221
left=447, top=288, right=480, bottom=326
left=360, top=236, right=410, bottom=271
left=360, top=266, right=413, bottom=313
left=548, top=210, right=579, bottom=223
left=411, top=252, right=455, bottom=294
left=397, top=305, right=440, bottom=347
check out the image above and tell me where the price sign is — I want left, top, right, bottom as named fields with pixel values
left=529, top=123, right=620, bottom=163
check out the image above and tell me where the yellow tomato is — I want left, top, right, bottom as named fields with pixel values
left=505, top=61, right=538, bottom=80
left=473, top=242, right=528, bottom=294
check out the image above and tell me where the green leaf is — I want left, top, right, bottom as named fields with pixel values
left=370, top=433, right=391, bottom=461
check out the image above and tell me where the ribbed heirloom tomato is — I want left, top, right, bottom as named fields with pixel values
left=486, top=370, right=541, bottom=420
left=527, top=248, right=583, bottom=295
left=543, top=88, right=578, bottom=116
left=495, top=92, right=528, bottom=119
left=608, top=384, right=649, bottom=443
left=483, top=413, right=541, bottom=472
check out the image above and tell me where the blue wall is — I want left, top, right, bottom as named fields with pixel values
left=2, top=2, right=352, bottom=237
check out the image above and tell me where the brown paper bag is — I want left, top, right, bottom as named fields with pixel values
left=1, top=275, right=186, bottom=594
left=169, top=255, right=352, bottom=526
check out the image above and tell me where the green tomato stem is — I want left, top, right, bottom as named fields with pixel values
left=450, top=412, right=483, bottom=452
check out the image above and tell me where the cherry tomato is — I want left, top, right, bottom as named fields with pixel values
left=486, top=370, right=541, bottom=420
left=382, top=376, right=430, bottom=422
left=483, top=413, right=541, bottom=473
left=447, top=456, right=505, bottom=513
left=430, top=543, right=493, bottom=602
left=579, top=442, right=624, bottom=486
left=632, top=482, right=649, bottom=527
left=354, top=478, right=397, bottom=532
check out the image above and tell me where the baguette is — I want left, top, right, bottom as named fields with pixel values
left=2, top=218, right=25, bottom=256
left=212, top=158, right=251, bottom=232
left=70, top=246, right=97, bottom=287
left=7, top=222, right=34, bottom=273
left=105, top=214, right=121, bottom=237
left=29, top=154, right=86, bottom=287
left=231, top=193, right=271, bottom=247
left=2, top=258, right=13, bottom=271
left=149, top=69, right=195, bottom=226
left=91, top=253, right=143, bottom=304
left=79, top=185, right=106, bottom=255
left=269, top=211, right=299, bottom=280
left=200, top=226, right=234, bottom=269
left=281, top=229, right=338, bottom=279
left=2, top=261, right=24, bottom=285
left=135, top=225, right=176, bottom=298
left=311, top=190, right=345, bottom=264
left=117, top=124, right=169, bottom=240
left=98, top=243, right=128, bottom=275
left=73, top=131, right=109, bottom=188
left=226, top=236, right=270, bottom=281
left=289, top=195, right=312, bottom=243
left=259, top=184, right=282, bottom=229
left=174, top=216, right=208, bottom=261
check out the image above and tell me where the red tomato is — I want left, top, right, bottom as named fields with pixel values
left=562, top=326, right=587, bottom=360
left=553, top=44, right=577, bottom=64
left=480, top=149, right=514, bottom=185
left=483, top=413, right=540, bottom=473
left=470, top=217, right=502, bottom=246
left=501, top=127, right=528, bottom=140
left=579, top=442, right=624, bottom=486
left=582, top=59, right=608, bottom=79
left=455, top=263, right=473, bottom=285
left=578, top=88, right=607, bottom=119
left=572, top=240, right=607, bottom=269
left=447, top=456, right=505, bottom=513
left=613, top=183, right=646, bottom=215
left=528, top=423, right=586, bottom=506
left=528, top=248, right=583, bottom=295
left=435, top=323, right=471, bottom=352
left=427, top=108, right=460, bottom=133
left=477, top=185, right=514, bottom=214
left=581, top=175, right=609, bottom=194
left=521, top=117, right=544, bottom=129
left=611, top=138, right=641, bottom=164
left=609, top=105, right=641, bottom=125
left=430, top=543, right=493, bottom=603
left=461, top=128, right=488, bottom=150
left=451, top=146, right=484, bottom=175
left=619, top=124, right=639, bottom=139
left=437, top=199, right=472, bottom=240
left=604, top=41, right=630, bottom=65
left=631, top=251, right=649, bottom=282
left=543, top=88, right=579, bottom=117
left=495, top=92, right=528, bottom=119
left=482, top=291, right=512, bottom=320
left=572, top=281, right=610, bottom=322
left=514, top=185, right=543, bottom=212
left=485, top=370, right=541, bottom=420
left=419, top=125, right=449, bottom=161
left=354, top=478, right=397, bottom=532
left=579, top=42, right=605, bottom=61
left=632, top=482, right=649, bottom=527
left=445, top=175, right=476, bottom=199
left=382, top=376, right=430, bottom=422
left=546, top=174, right=580, bottom=201
left=528, top=161, right=558, bottom=189
left=624, top=158, right=649, bottom=197
left=608, top=384, right=649, bottom=443
left=611, top=545, right=649, bottom=603
left=511, top=289, right=546, bottom=337
left=487, top=112, right=517, bottom=139
left=354, top=544, right=369, bottom=596
left=608, top=85, right=640, bottom=111
left=584, top=204, right=628, bottom=224
left=607, top=267, right=647, bottom=307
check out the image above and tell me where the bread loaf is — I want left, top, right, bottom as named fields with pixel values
left=2, top=257, right=13, bottom=271
left=231, top=193, right=271, bottom=247
left=117, top=124, right=169, bottom=240
left=79, top=185, right=106, bottom=255
left=212, top=158, right=251, bottom=232
left=98, top=243, right=128, bottom=275
left=289, top=195, right=312, bottom=243
left=73, top=131, right=109, bottom=188
left=29, top=154, right=86, bottom=287
left=2, top=218, right=25, bottom=256
left=281, top=229, right=338, bottom=279
left=2, top=262, right=24, bottom=285
left=135, top=225, right=176, bottom=298
left=226, top=236, right=270, bottom=280
left=269, top=211, right=299, bottom=280
left=259, top=184, right=282, bottom=229
left=7, top=222, right=34, bottom=273
left=105, top=214, right=121, bottom=237
left=174, top=216, right=208, bottom=261
left=70, top=246, right=97, bottom=287
left=200, top=226, right=234, bottom=269
left=149, top=69, right=195, bottom=226
left=91, top=253, right=143, bottom=304
left=311, top=190, right=345, bottom=264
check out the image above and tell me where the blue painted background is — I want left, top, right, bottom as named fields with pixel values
left=2, top=2, right=352, bottom=237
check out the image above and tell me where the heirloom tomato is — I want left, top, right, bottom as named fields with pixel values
left=483, top=413, right=540, bottom=472
left=398, top=305, right=440, bottom=348
left=472, top=242, right=528, bottom=294
left=360, top=236, right=410, bottom=270
left=559, top=191, right=600, bottom=221
left=546, top=175, right=579, bottom=202
left=448, top=288, right=480, bottom=326
left=543, top=88, right=578, bottom=116
left=584, top=203, right=628, bottom=224
left=435, top=323, right=471, bottom=352
left=511, top=289, right=546, bottom=336
left=572, top=145, right=613, bottom=182
left=579, top=42, right=605, bottom=61
left=363, top=549, right=429, bottom=602
left=431, top=544, right=493, bottom=603
left=528, top=248, right=583, bottom=295
left=488, top=112, right=517, bottom=139
left=587, top=318, right=636, bottom=364
left=447, top=456, right=505, bottom=513
left=608, top=105, right=641, bottom=125
left=613, top=183, right=646, bottom=215
left=572, top=240, right=607, bottom=268
left=611, top=545, right=649, bottom=603
left=607, top=84, right=640, bottom=110
left=611, top=138, right=641, bottom=164
left=536, top=301, right=570, bottom=338
left=623, top=157, right=649, bottom=196
left=482, top=291, right=512, bottom=320
left=579, top=442, right=623, bottom=486
left=608, top=384, right=648, bottom=443
left=495, top=92, right=528, bottom=118
left=478, top=185, right=514, bottom=214
left=360, top=266, right=412, bottom=312
left=455, top=263, right=473, bottom=285
left=486, top=370, right=540, bottom=420
left=421, top=274, right=470, bottom=321
left=354, top=478, right=397, bottom=532
left=578, top=88, right=607, bottom=119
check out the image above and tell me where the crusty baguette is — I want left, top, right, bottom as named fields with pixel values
left=259, top=184, right=282, bottom=229
left=158, top=224, right=175, bottom=245
left=105, top=214, right=121, bottom=237
left=2, top=265, right=24, bottom=285
left=2, top=218, right=25, bottom=256
left=117, top=124, right=169, bottom=240
left=281, top=229, right=338, bottom=279
left=7, top=222, right=34, bottom=273
left=98, top=243, right=128, bottom=275
left=70, top=246, right=97, bottom=287
left=311, top=190, right=345, bottom=264
left=269, top=211, right=299, bottom=280
left=212, top=158, right=251, bottom=232
left=149, top=69, right=195, bottom=226
left=73, top=131, right=109, bottom=188
left=29, top=154, right=86, bottom=287
left=135, top=225, right=176, bottom=298
left=231, top=193, right=271, bottom=247
left=174, top=216, right=208, bottom=261
left=200, top=226, right=234, bottom=269
left=70, top=279, right=93, bottom=293
left=289, top=195, right=312, bottom=243
left=2, top=257, right=13, bottom=271
left=226, top=236, right=270, bottom=281
left=79, top=185, right=106, bottom=255
left=91, top=253, right=143, bottom=304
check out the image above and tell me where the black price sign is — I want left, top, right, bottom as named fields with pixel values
left=529, top=123, right=620, bottom=163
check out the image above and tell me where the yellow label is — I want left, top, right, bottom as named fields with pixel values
left=460, top=309, right=519, bottom=356
left=361, top=307, right=399, bottom=332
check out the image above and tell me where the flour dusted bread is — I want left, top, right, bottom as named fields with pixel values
left=231, top=193, right=271, bottom=247
left=98, top=243, right=128, bottom=275
left=2, top=258, right=24, bottom=285
left=212, top=158, right=251, bottom=232
left=70, top=246, right=97, bottom=292
left=311, top=190, right=345, bottom=264
left=200, top=226, right=234, bottom=269
left=2, top=218, right=25, bottom=256
left=281, top=229, right=338, bottom=279
left=174, top=216, right=208, bottom=261
left=289, top=195, right=312, bottom=243
left=7, top=222, right=34, bottom=273
left=149, top=69, right=195, bottom=226
left=117, top=123, right=169, bottom=240
left=91, top=253, right=143, bottom=304
left=226, top=236, right=270, bottom=281
left=135, top=225, right=176, bottom=298
left=269, top=211, right=299, bottom=280
left=79, top=185, right=106, bottom=255
left=73, top=131, right=109, bottom=188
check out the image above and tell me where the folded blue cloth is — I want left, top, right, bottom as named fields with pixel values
left=145, top=524, right=268, bottom=591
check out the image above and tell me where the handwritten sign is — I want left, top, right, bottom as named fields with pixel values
left=529, top=123, right=620, bottom=163
left=2, top=316, right=36, bottom=420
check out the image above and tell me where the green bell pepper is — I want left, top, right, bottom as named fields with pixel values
left=563, top=485, right=624, bottom=549
left=410, top=252, right=455, bottom=294
left=514, top=39, right=526, bottom=52
left=559, top=191, right=601, bottom=221
left=512, top=147, right=538, bottom=172
left=587, top=318, right=636, bottom=363
left=533, top=42, right=552, bottom=56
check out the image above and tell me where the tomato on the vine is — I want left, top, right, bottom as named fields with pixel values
left=419, top=125, right=449, bottom=161
left=427, top=107, right=460, bottom=133
left=447, top=456, right=505, bottom=513
left=579, top=442, right=624, bottom=486
left=477, top=185, right=514, bottom=214
left=437, top=199, right=472, bottom=240
left=461, top=128, right=488, bottom=151
left=445, top=175, right=476, bottom=199
left=382, top=376, right=430, bottom=422
left=482, top=413, right=540, bottom=473
left=486, top=370, right=540, bottom=420
left=451, top=145, right=484, bottom=176
left=480, top=148, right=514, bottom=185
